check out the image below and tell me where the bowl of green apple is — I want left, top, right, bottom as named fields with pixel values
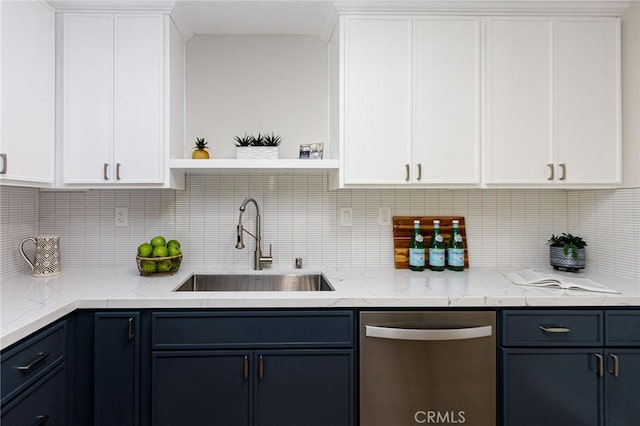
left=136, top=236, right=183, bottom=276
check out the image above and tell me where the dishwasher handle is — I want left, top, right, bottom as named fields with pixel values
left=365, top=324, right=493, bottom=341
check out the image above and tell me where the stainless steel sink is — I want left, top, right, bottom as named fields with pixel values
left=174, top=274, right=334, bottom=292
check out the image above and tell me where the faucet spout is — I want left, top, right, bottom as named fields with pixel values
left=235, top=197, right=272, bottom=270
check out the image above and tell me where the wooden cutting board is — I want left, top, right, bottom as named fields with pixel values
left=393, top=216, right=469, bottom=269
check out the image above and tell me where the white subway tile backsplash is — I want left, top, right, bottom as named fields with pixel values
left=1, top=181, right=638, bottom=280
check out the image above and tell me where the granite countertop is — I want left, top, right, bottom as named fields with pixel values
left=1, top=266, right=639, bottom=350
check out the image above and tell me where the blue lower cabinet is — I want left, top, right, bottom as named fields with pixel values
left=501, top=348, right=601, bottom=426
left=0, top=364, right=65, bottom=426
left=255, top=350, right=354, bottom=426
left=152, top=351, right=251, bottom=426
left=604, top=349, right=640, bottom=426
left=94, top=312, right=140, bottom=426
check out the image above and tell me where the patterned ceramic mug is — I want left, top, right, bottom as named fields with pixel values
left=19, top=235, right=62, bottom=277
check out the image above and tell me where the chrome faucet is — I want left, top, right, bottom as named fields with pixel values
left=235, top=197, right=273, bottom=270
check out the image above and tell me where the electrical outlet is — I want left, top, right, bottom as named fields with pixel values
left=339, top=207, right=353, bottom=227
left=378, top=207, right=391, bottom=226
left=115, top=207, right=128, bottom=227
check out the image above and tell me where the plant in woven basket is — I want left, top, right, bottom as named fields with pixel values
left=249, top=133, right=266, bottom=146
left=192, top=137, right=210, bottom=159
left=547, top=233, right=588, bottom=259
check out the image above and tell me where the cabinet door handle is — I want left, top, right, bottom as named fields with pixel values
left=35, top=414, right=50, bottom=425
left=539, top=326, right=570, bottom=333
left=258, top=355, right=264, bottom=380
left=243, top=355, right=249, bottom=380
left=0, top=153, right=7, bottom=174
left=18, top=352, right=49, bottom=371
left=103, top=163, right=109, bottom=180
left=116, top=163, right=121, bottom=180
left=416, top=163, right=422, bottom=181
left=405, top=164, right=410, bottom=182
left=547, top=163, right=554, bottom=181
left=608, top=353, right=620, bottom=377
left=559, top=163, right=566, bottom=180
left=594, top=353, right=604, bottom=377
left=127, top=317, right=134, bottom=341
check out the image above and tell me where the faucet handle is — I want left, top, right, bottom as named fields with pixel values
left=259, top=244, right=273, bottom=268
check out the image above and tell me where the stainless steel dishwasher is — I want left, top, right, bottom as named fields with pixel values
left=360, top=311, right=496, bottom=425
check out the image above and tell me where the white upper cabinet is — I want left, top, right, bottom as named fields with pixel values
left=60, top=12, right=182, bottom=188
left=341, top=17, right=412, bottom=185
left=332, top=16, right=480, bottom=188
left=484, top=17, right=621, bottom=187
left=414, top=18, right=480, bottom=184
left=556, top=19, right=621, bottom=185
left=0, top=1, right=55, bottom=186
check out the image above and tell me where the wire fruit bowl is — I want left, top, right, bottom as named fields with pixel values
left=136, top=254, right=182, bottom=276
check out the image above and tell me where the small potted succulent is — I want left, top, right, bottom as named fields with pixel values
left=547, top=233, right=588, bottom=272
left=234, top=132, right=281, bottom=159
left=192, top=137, right=210, bottom=159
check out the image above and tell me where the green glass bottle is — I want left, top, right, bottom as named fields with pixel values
left=408, top=220, right=425, bottom=271
left=428, top=219, right=445, bottom=271
left=447, top=220, right=465, bottom=271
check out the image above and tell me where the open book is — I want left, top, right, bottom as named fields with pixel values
left=504, top=269, right=620, bottom=294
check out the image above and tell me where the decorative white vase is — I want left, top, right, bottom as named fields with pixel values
left=235, top=146, right=279, bottom=159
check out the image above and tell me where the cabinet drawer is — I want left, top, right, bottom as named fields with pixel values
left=0, top=364, right=65, bottom=426
left=501, top=310, right=603, bottom=347
left=1, top=321, right=66, bottom=404
left=606, top=310, right=640, bottom=346
left=152, top=311, right=354, bottom=349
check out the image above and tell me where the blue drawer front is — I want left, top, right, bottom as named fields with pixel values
left=152, top=310, right=354, bottom=349
left=605, top=310, right=640, bottom=346
left=1, top=321, right=66, bottom=404
left=501, top=310, right=603, bottom=347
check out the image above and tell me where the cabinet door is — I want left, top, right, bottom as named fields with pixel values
left=414, top=18, right=480, bottom=184
left=605, top=349, right=640, bottom=426
left=152, top=351, right=250, bottom=426
left=556, top=19, right=620, bottom=184
left=113, top=14, right=164, bottom=184
left=342, top=17, right=411, bottom=185
left=0, top=0, right=55, bottom=185
left=501, top=348, right=601, bottom=426
left=484, top=19, right=553, bottom=184
left=62, top=14, right=113, bottom=184
left=1, top=365, right=65, bottom=426
left=94, top=312, right=140, bottom=426
left=255, top=350, right=353, bottom=426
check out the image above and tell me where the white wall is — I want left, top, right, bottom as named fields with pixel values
left=623, top=1, right=640, bottom=188
left=185, top=35, right=328, bottom=159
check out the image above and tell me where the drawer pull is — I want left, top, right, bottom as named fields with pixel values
left=595, top=353, right=604, bottom=377
left=243, top=355, right=249, bottom=380
left=416, top=163, right=422, bottom=181
left=539, top=326, right=570, bottom=333
left=36, top=415, right=50, bottom=425
left=127, top=317, right=134, bottom=341
left=18, top=352, right=49, bottom=371
left=116, top=163, right=122, bottom=180
left=259, top=355, right=264, bottom=380
left=103, top=163, right=109, bottom=180
left=547, top=163, right=554, bottom=180
left=609, top=353, right=620, bottom=377
left=405, top=164, right=410, bottom=181
left=0, top=153, right=7, bottom=174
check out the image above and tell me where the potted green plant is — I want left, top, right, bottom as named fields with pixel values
left=234, top=132, right=281, bottom=159
left=547, top=233, right=588, bottom=272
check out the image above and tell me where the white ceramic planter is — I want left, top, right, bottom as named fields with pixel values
left=235, top=146, right=279, bottom=159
